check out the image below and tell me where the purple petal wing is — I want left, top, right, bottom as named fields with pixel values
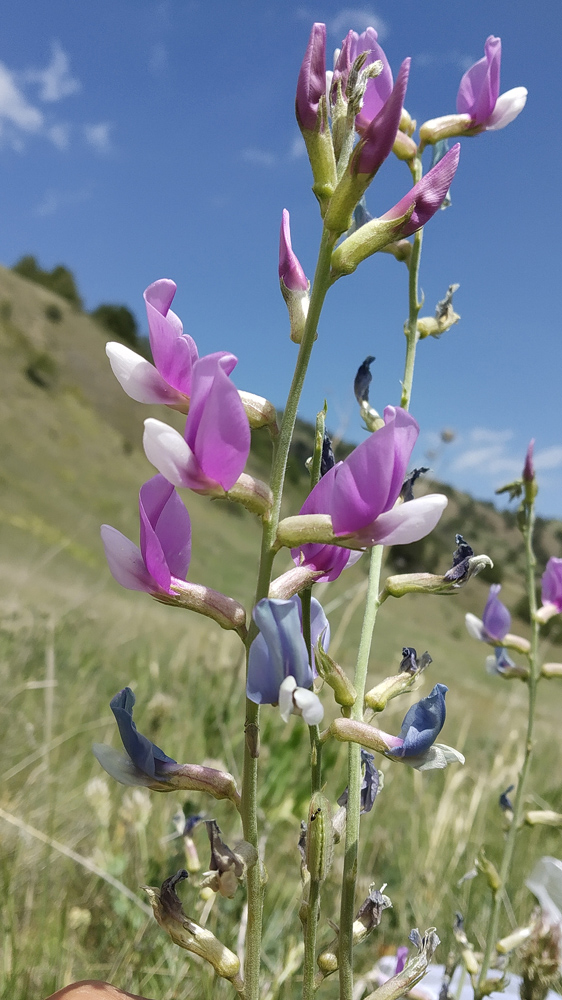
left=101, top=524, right=154, bottom=593
left=354, top=28, right=394, bottom=133
left=541, top=557, right=562, bottom=611
left=251, top=598, right=313, bottom=696
left=144, top=279, right=199, bottom=395
left=187, top=353, right=250, bottom=490
left=292, top=465, right=358, bottom=581
left=110, top=688, right=176, bottom=779
left=456, top=36, right=501, bottom=124
left=482, top=584, right=511, bottom=640
left=139, top=475, right=191, bottom=587
left=382, top=145, right=460, bottom=236
left=247, top=633, right=282, bottom=705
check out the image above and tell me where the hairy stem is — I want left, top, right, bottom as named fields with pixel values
left=339, top=544, right=384, bottom=1000
left=240, top=227, right=336, bottom=1000
left=476, top=499, right=540, bottom=997
left=400, top=156, right=424, bottom=411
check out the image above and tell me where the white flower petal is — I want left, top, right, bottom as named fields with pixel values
left=278, top=676, right=297, bottom=722
left=486, top=87, right=528, bottom=130
left=92, top=743, right=151, bottom=786
left=293, top=687, right=324, bottom=725
left=369, top=494, right=448, bottom=546
left=106, top=342, right=187, bottom=406
left=100, top=525, right=153, bottom=592
left=409, top=743, right=465, bottom=771
left=143, top=418, right=197, bottom=489
left=465, top=612, right=487, bottom=641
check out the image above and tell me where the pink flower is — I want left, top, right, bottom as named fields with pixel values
left=457, top=36, right=527, bottom=132
left=296, top=23, right=327, bottom=131
left=382, top=144, right=460, bottom=237
left=332, top=28, right=393, bottom=134
left=101, top=475, right=191, bottom=595
left=106, top=279, right=198, bottom=411
left=279, top=209, right=308, bottom=292
left=292, top=407, right=447, bottom=582
left=143, top=352, right=250, bottom=495
left=536, top=557, right=562, bottom=623
left=352, top=59, right=410, bottom=176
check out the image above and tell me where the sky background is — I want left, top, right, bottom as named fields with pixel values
left=1, top=0, right=560, bottom=517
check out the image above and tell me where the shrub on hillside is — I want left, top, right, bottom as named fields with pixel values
left=12, top=255, right=83, bottom=308
left=91, top=303, right=138, bottom=347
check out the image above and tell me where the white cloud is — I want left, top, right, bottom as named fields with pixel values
left=469, top=428, right=514, bottom=445
left=24, top=41, right=81, bottom=102
left=534, top=446, right=562, bottom=471
left=35, top=186, right=91, bottom=218
left=452, top=446, right=521, bottom=476
left=240, top=147, right=276, bottom=167
left=289, top=134, right=306, bottom=160
left=149, top=43, right=168, bottom=75
left=83, top=122, right=113, bottom=154
left=0, top=62, right=43, bottom=141
left=329, top=8, right=388, bottom=41
left=413, top=50, right=474, bottom=73
left=48, top=122, right=71, bottom=150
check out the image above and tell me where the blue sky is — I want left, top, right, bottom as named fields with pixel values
left=1, top=0, right=560, bottom=518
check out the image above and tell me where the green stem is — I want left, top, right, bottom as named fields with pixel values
left=240, top=226, right=337, bottom=1000
left=302, top=876, right=322, bottom=1000
left=339, top=545, right=384, bottom=1000
left=400, top=156, right=424, bottom=412
left=476, top=501, right=540, bottom=997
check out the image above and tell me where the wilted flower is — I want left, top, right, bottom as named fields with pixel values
left=246, top=596, right=329, bottom=724
left=290, top=406, right=447, bottom=581
left=536, top=558, right=562, bottom=624
left=143, top=352, right=250, bottom=495
left=337, top=749, right=379, bottom=814
left=331, top=684, right=464, bottom=771
left=93, top=687, right=179, bottom=789
left=457, top=36, right=527, bottom=132
left=101, top=475, right=191, bottom=596
left=354, top=355, right=376, bottom=405
left=93, top=688, right=242, bottom=804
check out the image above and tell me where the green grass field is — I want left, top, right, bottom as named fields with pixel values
left=1, top=268, right=562, bottom=999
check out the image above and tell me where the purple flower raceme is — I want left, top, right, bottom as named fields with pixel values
left=288, top=406, right=448, bottom=582
left=101, top=474, right=191, bottom=597
left=331, top=684, right=464, bottom=770
left=457, top=36, right=527, bottom=132
left=537, top=557, right=562, bottom=624
left=143, top=352, right=251, bottom=496
left=247, top=596, right=329, bottom=725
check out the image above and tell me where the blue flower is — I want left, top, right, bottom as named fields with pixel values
left=246, top=596, right=329, bottom=724
left=93, top=687, right=178, bottom=788
left=386, top=683, right=448, bottom=762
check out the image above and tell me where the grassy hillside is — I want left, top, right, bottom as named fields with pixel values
left=1, top=265, right=562, bottom=999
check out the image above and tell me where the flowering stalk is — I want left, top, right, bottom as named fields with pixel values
left=241, top=225, right=338, bottom=1000
left=476, top=485, right=541, bottom=998
left=400, top=154, right=424, bottom=409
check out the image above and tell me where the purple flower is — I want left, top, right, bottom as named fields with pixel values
left=247, top=596, right=329, bottom=724
left=93, top=687, right=178, bottom=788
left=279, top=209, right=308, bottom=292
left=352, top=59, right=410, bottom=176
left=381, top=144, right=460, bottom=237
left=292, top=406, right=448, bottom=582
left=465, top=584, right=511, bottom=643
left=101, top=474, right=191, bottom=595
left=538, top=557, right=562, bottom=622
left=106, top=279, right=198, bottom=411
left=296, top=23, right=327, bottom=131
left=332, top=28, right=393, bottom=134
left=457, top=36, right=527, bottom=131
left=143, top=352, right=251, bottom=495
left=523, top=439, right=535, bottom=482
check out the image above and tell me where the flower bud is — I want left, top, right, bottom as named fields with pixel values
left=476, top=849, right=501, bottom=891
left=314, top=637, right=357, bottom=707
left=306, top=792, right=334, bottom=884
left=330, top=212, right=413, bottom=279
left=279, top=209, right=311, bottom=344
